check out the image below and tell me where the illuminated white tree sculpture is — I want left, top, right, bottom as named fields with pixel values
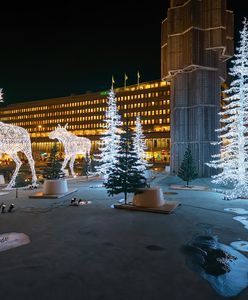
left=0, top=122, right=38, bottom=189
left=96, top=87, right=122, bottom=181
left=207, top=19, right=248, bottom=199
left=133, top=115, right=149, bottom=171
left=0, top=89, right=3, bottom=102
left=49, top=124, right=91, bottom=177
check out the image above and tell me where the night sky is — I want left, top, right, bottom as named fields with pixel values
left=0, top=1, right=246, bottom=105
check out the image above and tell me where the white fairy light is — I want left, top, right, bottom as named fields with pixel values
left=95, top=87, right=122, bottom=181
left=0, top=121, right=38, bottom=189
left=0, top=89, right=3, bottom=102
left=206, top=19, right=248, bottom=199
left=133, top=115, right=150, bottom=171
left=49, top=124, right=91, bottom=177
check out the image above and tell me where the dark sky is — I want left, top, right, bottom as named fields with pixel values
left=0, top=1, right=246, bottom=104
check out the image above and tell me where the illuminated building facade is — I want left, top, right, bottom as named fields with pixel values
left=0, top=80, right=171, bottom=164
left=161, top=0, right=234, bottom=176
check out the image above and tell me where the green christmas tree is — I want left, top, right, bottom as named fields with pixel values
left=42, top=143, right=65, bottom=180
left=104, top=127, right=148, bottom=204
left=178, top=146, right=198, bottom=186
left=80, top=152, right=91, bottom=178
left=14, top=165, right=31, bottom=188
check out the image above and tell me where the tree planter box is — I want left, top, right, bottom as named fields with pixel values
left=132, top=186, right=165, bottom=208
left=44, top=179, right=68, bottom=195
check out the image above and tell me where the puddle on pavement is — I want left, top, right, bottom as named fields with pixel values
left=224, top=208, right=248, bottom=215
left=182, top=230, right=248, bottom=297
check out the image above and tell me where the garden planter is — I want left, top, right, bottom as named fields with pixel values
left=132, top=186, right=165, bottom=208
left=43, top=179, right=68, bottom=195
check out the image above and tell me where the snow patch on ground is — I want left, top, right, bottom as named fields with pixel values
left=224, top=208, right=248, bottom=214
left=233, top=216, right=248, bottom=230
left=170, top=184, right=209, bottom=191
left=0, top=232, right=31, bottom=252
left=230, top=241, right=248, bottom=252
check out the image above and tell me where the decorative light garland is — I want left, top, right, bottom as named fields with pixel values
left=95, top=87, right=122, bottom=181
left=206, top=19, right=248, bottom=199
left=0, top=89, right=3, bottom=102
left=0, top=122, right=38, bottom=189
left=49, top=124, right=91, bottom=177
left=133, top=115, right=150, bottom=171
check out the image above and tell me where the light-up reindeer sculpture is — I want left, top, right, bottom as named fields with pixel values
left=49, top=124, right=91, bottom=177
left=0, top=122, right=38, bottom=189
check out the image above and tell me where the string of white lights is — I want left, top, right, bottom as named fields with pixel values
left=95, top=87, right=122, bottom=181
left=207, top=19, right=248, bottom=199
left=0, top=122, right=38, bottom=189
left=133, top=115, right=150, bottom=172
left=49, top=124, right=91, bottom=177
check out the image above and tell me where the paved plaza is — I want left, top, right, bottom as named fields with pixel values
left=0, top=173, right=248, bottom=300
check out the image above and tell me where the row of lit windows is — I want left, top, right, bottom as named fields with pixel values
left=13, top=110, right=171, bottom=127
left=124, top=110, right=170, bottom=118
left=30, top=129, right=106, bottom=137
left=21, top=118, right=171, bottom=134
left=30, top=136, right=170, bottom=153
left=117, top=91, right=170, bottom=102
left=29, top=126, right=170, bottom=139
left=146, top=138, right=170, bottom=149
left=2, top=100, right=171, bottom=122
left=1, top=90, right=170, bottom=115
left=32, top=139, right=170, bottom=150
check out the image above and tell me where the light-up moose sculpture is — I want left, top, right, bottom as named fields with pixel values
left=0, top=122, right=38, bottom=189
left=49, top=124, right=91, bottom=177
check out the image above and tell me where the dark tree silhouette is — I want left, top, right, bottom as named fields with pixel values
left=42, top=143, right=65, bottom=180
left=178, top=146, right=198, bottom=186
left=80, top=152, right=91, bottom=179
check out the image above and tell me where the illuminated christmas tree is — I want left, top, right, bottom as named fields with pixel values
left=104, top=127, right=148, bottom=204
left=133, top=115, right=150, bottom=171
left=0, top=88, right=4, bottom=102
left=96, top=87, right=122, bottom=181
left=207, top=19, right=248, bottom=199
